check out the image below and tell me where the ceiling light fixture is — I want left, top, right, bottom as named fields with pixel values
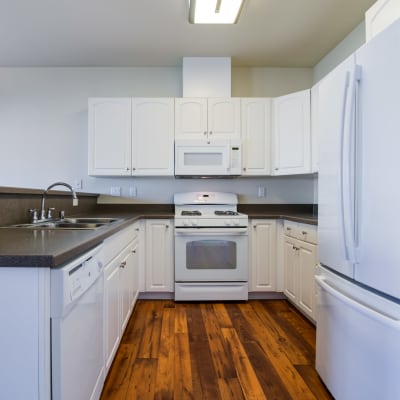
left=189, top=0, right=245, bottom=24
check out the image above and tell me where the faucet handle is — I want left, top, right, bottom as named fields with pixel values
left=28, top=208, right=38, bottom=223
left=47, top=207, right=55, bottom=219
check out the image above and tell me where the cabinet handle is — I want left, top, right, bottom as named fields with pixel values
left=120, top=261, right=127, bottom=268
left=132, top=250, right=136, bottom=254
left=286, top=227, right=291, bottom=231
left=209, top=131, right=212, bottom=135
left=166, top=225, right=169, bottom=228
left=204, top=131, right=207, bottom=136
left=302, top=231, right=307, bottom=235
left=126, top=167, right=130, bottom=171
left=243, top=167, right=246, bottom=171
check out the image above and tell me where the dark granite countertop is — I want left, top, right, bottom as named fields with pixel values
left=0, top=203, right=316, bottom=268
left=0, top=211, right=173, bottom=268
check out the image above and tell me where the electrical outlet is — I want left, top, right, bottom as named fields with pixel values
left=110, top=186, right=121, bottom=196
left=258, top=186, right=266, bottom=197
left=129, top=186, right=137, bottom=197
left=74, top=179, right=82, bottom=190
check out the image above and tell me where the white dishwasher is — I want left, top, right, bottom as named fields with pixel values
left=51, top=244, right=104, bottom=400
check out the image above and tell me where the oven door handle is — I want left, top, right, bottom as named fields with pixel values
left=175, top=227, right=248, bottom=235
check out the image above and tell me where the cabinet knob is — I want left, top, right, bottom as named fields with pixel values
left=243, top=167, right=246, bottom=171
left=209, top=131, right=212, bottom=135
left=120, top=261, right=127, bottom=268
left=203, top=131, right=207, bottom=136
left=126, top=167, right=130, bottom=171
left=302, top=231, right=307, bottom=235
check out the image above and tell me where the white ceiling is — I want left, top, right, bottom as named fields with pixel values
left=0, top=0, right=376, bottom=68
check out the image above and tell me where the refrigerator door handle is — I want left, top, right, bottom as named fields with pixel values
left=341, top=65, right=361, bottom=264
left=316, top=275, right=400, bottom=330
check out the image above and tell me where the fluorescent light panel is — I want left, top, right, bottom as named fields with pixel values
left=189, top=0, right=245, bottom=24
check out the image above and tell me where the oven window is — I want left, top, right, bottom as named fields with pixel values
left=186, top=240, right=236, bottom=269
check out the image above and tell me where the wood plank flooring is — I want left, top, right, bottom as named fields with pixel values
left=100, top=299, right=333, bottom=400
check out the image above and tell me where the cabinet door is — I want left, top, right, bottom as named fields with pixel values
left=297, top=241, right=317, bottom=319
left=249, top=220, right=276, bottom=291
left=88, top=98, right=132, bottom=176
left=132, top=98, right=174, bottom=175
left=175, top=98, right=208, bottom=139
left=120, top=247, right=133, bottom=332
left=104, top=259, right=121, bottom=372
left=208, top=98, right=241, bottom=139
left=311, top=84, right=319, bottom=173
left=145, top=219, right=174, bottom=292
left=272, top=89, right=311, bottom=175
left=241, top=98, right=271, bottom=175
left=283, top=236, right=298, bottom=302
left=130, top=239, right=140, bottom=307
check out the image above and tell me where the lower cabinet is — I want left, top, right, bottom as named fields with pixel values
left=103, top=223, right=140, bottom=373
left=283, top=221, right=317, bottom=321
left=145, top=219, right=174, bottom=292
left=249, top=219, right=277, bottom=292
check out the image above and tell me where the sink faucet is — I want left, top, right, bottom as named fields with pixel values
left=39, top=182, right=79, bottom=221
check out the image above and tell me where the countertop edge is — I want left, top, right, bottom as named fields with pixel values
left=0, top=211, right=316, bottom=268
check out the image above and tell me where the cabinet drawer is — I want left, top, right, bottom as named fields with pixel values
left=284, top=220, right=317, bottom=244
left=298, top=223, right=317, bottom=244
left=283, top=220, right=299, bottom=238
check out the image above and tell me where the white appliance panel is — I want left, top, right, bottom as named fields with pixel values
left=354, top=20, right=400, bottom=298
left=316, top=266, right=400, bottom=400
left=317, top=54, right=356, bottom=278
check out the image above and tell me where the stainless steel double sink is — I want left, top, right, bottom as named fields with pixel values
left=5, top=217, right=121, bottom=230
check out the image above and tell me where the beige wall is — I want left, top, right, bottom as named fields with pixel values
left=232, top=67, right=313, bottom=97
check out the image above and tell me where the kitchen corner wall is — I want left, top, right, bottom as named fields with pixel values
left=0, top=66, right=315, bottom=204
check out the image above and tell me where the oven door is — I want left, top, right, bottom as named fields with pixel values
left=174, top=227, right=248, bottom=282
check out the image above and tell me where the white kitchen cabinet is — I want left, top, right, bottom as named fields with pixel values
left=249, top=219, right=277, bottom=291
left=88, top=97, right=174, bottom=176
left=131, top=98, right=174, bottom=175
left=365, top=0, right=400, bottom=41
left=88, top=97, right=132, bottom=176
left=241, top=98, right=272, bottom=175
left=283, top=220, right=317, bottom=321
left=272, top=89, right=311, bottom=175
left=311, top=84, right=319, bottom=173
left=145, top=219, right=174, bottom=292
left=103, top=223, right=141, bottom=373
left=175, top=97, right=240, bottom=141
left=0, top=267, right=51, bottom=400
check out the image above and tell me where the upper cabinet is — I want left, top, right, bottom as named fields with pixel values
left=241, top=98, right=271, bottom=176
left=88, top=97, right=174, bottom=176
left=175, top=98, right=240, bottom=141
left=131, top=98, right=174, bottom=176
left=272, top=89, right=311, bottom=175
left=311, top=84, right=319, bottom=173
left=365, top=0, right=400, bottom=41
left=88, top=98, right=132, bottom=176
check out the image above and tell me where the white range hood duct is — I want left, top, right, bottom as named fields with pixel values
left=182, top=57, right=231, bottom=97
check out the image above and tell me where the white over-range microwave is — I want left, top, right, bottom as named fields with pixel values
left=174, top=139, right=242, bottom=177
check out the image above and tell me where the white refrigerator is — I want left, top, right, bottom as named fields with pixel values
left=316, top=18, right=400, bottom=400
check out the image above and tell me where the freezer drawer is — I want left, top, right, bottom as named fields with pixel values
left=316, top=266, right=400, bottom=400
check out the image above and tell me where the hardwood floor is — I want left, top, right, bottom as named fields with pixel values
left=101, top=299, right=333, bottom=400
